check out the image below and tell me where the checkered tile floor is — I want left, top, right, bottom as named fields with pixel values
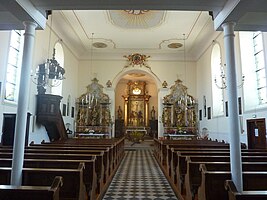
left=103, top=149, right=178, bottom=200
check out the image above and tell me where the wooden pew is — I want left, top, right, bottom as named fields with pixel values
left=28, top=144, right=115, bottom=173
left=0, top=163, right=86, bottom=200
left=156, top=139, right=229, bottom=167
left=0, top=176, right=63, bottom=200
left=0, top=148, right=107, bottom=182
left=225, top=180, right=267, bottom=200
left=185, top=161, right=267, bottom=200
left=197, top=164, right=267, bottom=200
left=169, top=149, right=230, bottom=183
left=0, top=158, right=96, bottom=200
left=173, top=152, right=267, bottom=194
left=0, top=152, right=104, bottom=197
left=35, top=136, right=125, bottom=169
left=24, top=146, right=112, bottom=183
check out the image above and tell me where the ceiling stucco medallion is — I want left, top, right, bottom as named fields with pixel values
left=159, top=39, right=184, bottom=50
left=107, top=10, right=166, bottom=29
left=93, top=42, right=108, bottom=48
left=168, top=43, right=183, bottom=49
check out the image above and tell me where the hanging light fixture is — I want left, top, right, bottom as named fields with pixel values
left=32, top=11, right=65, bottom=94
left=214, top=63, right=245, bottom=89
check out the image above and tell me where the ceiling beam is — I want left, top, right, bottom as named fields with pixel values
left=0, top=0, right=46, bottom=30
left=213, top=0, right=240, bottom=30
left=31, top=0, right=226, bottom=11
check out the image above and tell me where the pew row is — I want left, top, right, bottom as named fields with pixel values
left=185, top=161, right=267, bottom=200
left=197, top=164, right=267, bottom=200
left=174, top=152, right=267, bottom=194
left=0, top=152, right=102, bottom=199
left=0, top=176, right=63, bottom=200
left=225, top=180, right=267, bottom=200
left=0, top=164, right=86, bottom=200
left=0, top=158, right=96, bottom=200
left=28, top=137, right=125, bottom=199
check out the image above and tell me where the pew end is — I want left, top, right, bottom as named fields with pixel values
left=225, top=180, right=267, bottom=200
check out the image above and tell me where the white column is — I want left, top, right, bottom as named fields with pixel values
left=222, top=22, right=243, bottom=192
left=11, top=21, right=37, bottom=186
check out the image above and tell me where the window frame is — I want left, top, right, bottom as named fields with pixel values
left=4, top=30, right=24, bottom=104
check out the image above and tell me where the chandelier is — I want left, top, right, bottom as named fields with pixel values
left=32, top=12, right=65, bottom=94
left=214, top=64, right=244, bottom=89
left=32, top=48, right=65, bottom=94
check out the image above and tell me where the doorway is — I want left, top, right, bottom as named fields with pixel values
left=247, top=118, right=266, bottom=149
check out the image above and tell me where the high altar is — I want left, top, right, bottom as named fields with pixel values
left=122, top=81, right=151, bottom=133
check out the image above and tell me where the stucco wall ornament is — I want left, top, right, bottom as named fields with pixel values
left=124, top=53, right=151, bottom=68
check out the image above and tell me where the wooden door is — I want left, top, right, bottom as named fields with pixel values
left=247, top=118, right=266, bottom=149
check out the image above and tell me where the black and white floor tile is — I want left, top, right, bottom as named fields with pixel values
left=103, top=149, right=178, bottom=200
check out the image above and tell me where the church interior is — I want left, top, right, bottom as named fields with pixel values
left=1, top=0, right=267, bottom=199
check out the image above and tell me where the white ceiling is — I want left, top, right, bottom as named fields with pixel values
left=0, top=1, right=267, bottom=60
left=0, top=0, right=267, bottom=83
left=51, top=10, right=212, bottom=60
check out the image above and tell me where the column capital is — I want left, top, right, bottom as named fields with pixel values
left=23, top=21, right=37, bottom=35
left=221, top=21, right=236, bottom=28
left=222, top=22, right=236, bottom=38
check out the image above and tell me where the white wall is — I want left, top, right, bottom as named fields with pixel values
left=196, top=30, right=267, bottom=145
left=0, top=23, right=79, bottom=144
left=78, top=59, right=197, bottom=125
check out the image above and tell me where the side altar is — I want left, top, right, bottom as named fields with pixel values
left=162, top=79, right=198, bottom=138
left=75, top=78, right=111, bottom=137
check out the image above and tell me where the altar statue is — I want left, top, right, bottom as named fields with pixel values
left=117, top=106, right=123, bottom=119
left=151, top=106, right=156, bottom=120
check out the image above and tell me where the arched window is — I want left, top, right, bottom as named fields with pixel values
left=211, top=43, right=224, bottom=116
left=51, top=42, right=64, bottom=96
left=4, top=30, right=24, bottom=102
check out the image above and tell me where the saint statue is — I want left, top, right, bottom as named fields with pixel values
left=151, top=106, right=156, bottom=120
left=117, top=106, right=123, bottom=119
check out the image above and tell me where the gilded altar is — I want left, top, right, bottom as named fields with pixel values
left=122, top=81, right=151, bottom=128
left=75, top=78, right=111, bottom=135
left=162, top=79, right=197, bottom=134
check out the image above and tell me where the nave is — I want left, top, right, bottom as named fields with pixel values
left=103, top=145, right=178, bottom=200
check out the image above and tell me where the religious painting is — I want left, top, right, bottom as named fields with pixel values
left=199, top=109, right=202, bottom=121
left=71, top=106, right=75, bottom=118
left=129, top=99, right=145, bottom=126
left=207, top=107, right=211, bottom=120
left=238, top=97, right=242, bottom=115
left=203, top=95, right=207, bottom=117
left=67, top=95, right=71, bottom=116
left=225, top=101, right=228, bottom=117
left=62, top=104, right=66, bottom=116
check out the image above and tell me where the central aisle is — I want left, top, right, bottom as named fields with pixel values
left=103, top=149, right=178, bottom=199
